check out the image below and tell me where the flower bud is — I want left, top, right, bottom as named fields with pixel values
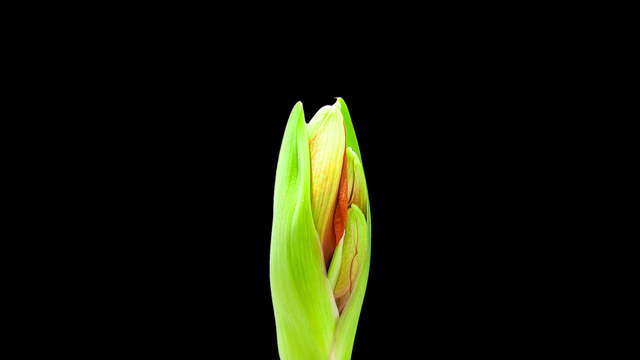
left=271, top=98, right=370, bottom=360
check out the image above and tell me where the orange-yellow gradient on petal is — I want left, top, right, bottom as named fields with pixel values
left=307, top=104, right=346, bottom=264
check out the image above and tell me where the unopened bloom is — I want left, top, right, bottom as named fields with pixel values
left=270, top=98, right=370, bottom=360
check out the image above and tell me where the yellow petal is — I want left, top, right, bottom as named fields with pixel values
left=307, top=104, right=346, bottom=264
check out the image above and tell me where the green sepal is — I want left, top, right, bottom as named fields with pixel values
left=270, top=102, right=338, bottom=360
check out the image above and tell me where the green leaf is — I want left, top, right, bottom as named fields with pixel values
left=270, top=102, right=339, bottom=360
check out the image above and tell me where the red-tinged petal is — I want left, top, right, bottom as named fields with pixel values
left=333, top=151, right=349, bottom=248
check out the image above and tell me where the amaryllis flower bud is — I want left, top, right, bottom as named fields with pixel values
left=270, top=98, right=371, bottom=360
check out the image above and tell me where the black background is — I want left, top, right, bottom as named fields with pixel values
left=16, top=5, right=610, bottom=355
left=8, top=0, right=620, bottom=353
left=68, top=89, right=559, bottom=358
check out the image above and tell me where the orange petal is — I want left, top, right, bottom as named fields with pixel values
left=333, top=151, right=349, bottom=248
